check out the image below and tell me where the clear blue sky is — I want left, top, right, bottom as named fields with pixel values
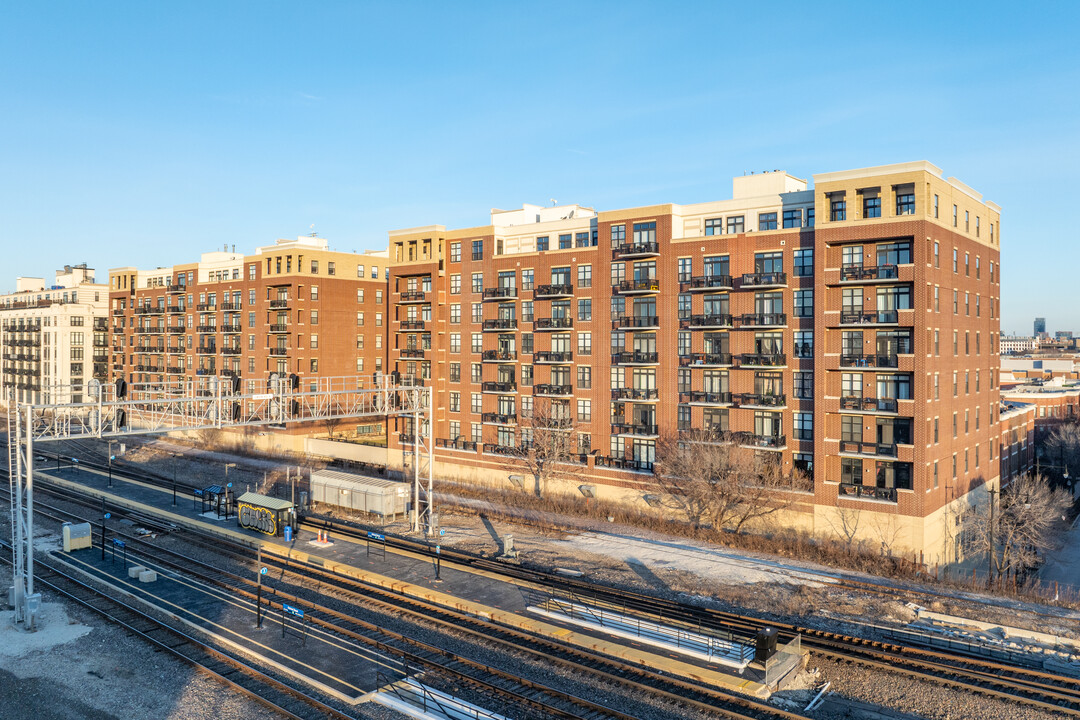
left=2, top=2, right=1077, bottom=334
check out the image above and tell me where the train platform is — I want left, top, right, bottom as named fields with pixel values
left=38, top=462, right=800, bottom=697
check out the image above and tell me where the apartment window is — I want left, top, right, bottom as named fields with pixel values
left=758, top=212, right=778, bottom=231
left=934, top=330, right=940, bottom=355
left=632, top=221, right=656, bottom=245
left=375, top=313, right=382, bottom=326
left=521, top=301, right=533, bottom=322
left=471, top=363, right=482, bottom=383
left=450, top=242, right=461, bottom=263
left=678, top=293, right=691, bottom=319
left=863, top=195, right=881, bottom=218
left=678, top=331, right=691, bottom=356
left=610, top=224, right=625, bottom=245
left=471, top=239, right=483, bottom=260
left=705, top=218, right=722, bottom=235
left=310, top=358, right=318, bottom=373
left=559, top=233, right=571, bottom=249
left=522, top=269, right=534, bottom=290
left=782, top=209, right=802, bottom=229
left=578, top=299, right=592, bottom=321
left=794, top=372, right=813, bottom=399
left=578, top=264, right=592, bottom=288
left=934, top=286, right=940, bottom=312
left=471, top=333, right=482, bottom=353
left=578, top=366, right=592, bottom=389
left=471, top=273, right=483, bottom=293
left=450, top=333, right=461, bottom=353
left=965, top=210, right=970, bottom=232
left=356, top=288, right=365, bottom=303
left=794, top=290, right=813, bottom=317
left=965, top=292, right=970, bottom=315
left=933, top=194, right=939, bottom=218
left=794, top=330, right=813, bottom=358
left=975, top=256, right=981, bottom=279
left=248, top=311, right=255, bottom=328
left=840, top=458, right=862, bottom=485
left=806, top=208, right=815, bottom=227
left=953, top=331, right=958, bottom=355
left=976, top=216, right=981, bottom=237
left=471, top=393, right=482, bottom=413
left=356, top=334, right=364, bottom=349
left=327, top=262, right=335, bottom=276
left=933, top=241, right=940, bottom=268
left=953, top=205, right=958, bottom=227
left=794, top=413, right=813, bottom=441
left=830, top=198, right=846, bottom=221
left=450, top=274, right=461, bottom=294
left=521, top=365, right=533, bottom=386
left=726, top=215, right=744, bottom=234
left=356, top=312, right=365, bottom=326
left=310, top=310, right=319, bottom=325
left=472, top=302, right=483, bottom=323
left=449, top=362, right=461, bottom=383
left=310, top=260, right=318, bottom=274
left=536, top=236, right=549, bottom=252
left=576, top=231, right=591, bottom=247
left=578, top=332, right=592, bottom=356
left=953, top=290, right=958, bottom=314
left=990, top=223, right=995, bottom=244
left=521, top=333, right=533, bottom=354
left=952, top=248, right=958, bottom=273
left=610, top=263, right=625, bottom=286
left=376, top=290, right=383, bottom=304
left=792, top=248, right=813, bottom=276
left=450, top=304, right=461, bottom=323
left=577, top=399, right=592, bottom=422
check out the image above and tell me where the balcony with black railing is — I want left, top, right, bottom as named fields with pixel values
left=612, top=315, right=659, bottom=330
left=269, top=323, right=290, bottom=333
left=196, top=346, right=217, bottom=355
left=268, top=347, right=289, bottom=356
left=400, top=290, right=426, bottom=303
left=135, top=327, right=164, bottom=334
left=167, top=284, right=185, bottom=294
left=196, top=325, right=217, bottom=333
left=135, top=306, right=165, bottom=315
left=483, top=287, right=518, bottom=301
left=839, top=310, right=899, bottom=326
left=839, top=353, right=899, bottom=369
left=839, top=396, right=899, bottom=413
left=679, top=391, right=733, bottom=405
left=740, top=272, right=787, bottom=288
left=436, top=438, right=478, bottom=451
left=196, top=303, right=212, bottom=311
left=269, top=298, right=290, bottom=309
left=533, top=284, right=574, bottom=299
left=594, top=455, right=654, bottom=472
left=683, top=275, right=733, bottom=291
left=533, top=351, right=571, bottom=363
left=166, top=366, right=184, bottom=374
left=400, top=348, right=425, bottom=358
left=534, top=317, right=573, bottom=331
left=482, top=381, right=517, bottom=393
left=482, top=350, right=517, bottom=362
left=733, top=431, right=786, bottom=449
left=733, top=393, right=786, bottom=408
left=839, top=483, right=897, bottom=502
left=737, top=353, right=786, bottom=367
left=615, top=278, right=660, bottom=294
left=612, top=241, right=660, bottom=259
left=534, top=383, right=572, bottom=396
left=400, top=319, right=425, bottom=330
left=738, top=313, right=786, bottom=328
left=167, top=325, right=186, bottom=333
left=610, top=422, right=659, bottom=436
left=111, top=308, right=125, bottom=316
left=839, top=264, right=900, bottom=282
left=611, top=351, right=659, bottom=365
left=222, top=303, right=241, bottom=311
left=221, top=347, right=241, bottom=355
left=612, top=387, right=660, bottom=401
left=838, top=440, right=898, bottom=457
left=482, top=318, right=517, bottom=332
left=482, top=443, right=521, bottom=456
left=685, top=313, right=734, bottom=329
left=481, top=412, right=517, bottom=425
left=167, top=305, right=184, bottom=313
left=221, top=324, right=242, bottom=333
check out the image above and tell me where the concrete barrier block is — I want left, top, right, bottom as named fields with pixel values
left=127, top=566, right=146, bottom=579
left=138, top=570, right=158, bottom=583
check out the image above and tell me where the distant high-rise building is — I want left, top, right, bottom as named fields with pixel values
left=1035, top=317, right=1047, bottom=335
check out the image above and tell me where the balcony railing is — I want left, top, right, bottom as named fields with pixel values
left=400, top=348, right=425, bottom=358
left=612, top=241, right=660, bottom=259
left=612, top=315, right=659, bottom=329
left=111, top=309, right=125, bottom=316
left=482, top=381, right=517, bottom=393
left=481, top=412, right=517, bottom=425
left=610, top=422, right=659, bottom=436
left=221, top=347, right=241, bottom=355
left=483, top=287, right=518, bottom=301
left=436, top=439, right=478, bottom=451
left=683, top=275, right=733, bottom=291
left=839, top=264, right=899, bottom=282
left=167, top=284, right=185, bottom=293
left=839, top=310, right=899, bottom=325
left=612, top=387, right=660, bottom=401
left=733, top=393, right=786, bottom=407
left=615, top=278, right=660, bottom=293
left=839, top=440, right=898, bottom=457
left=268, top=347, right=288, bottom=356
left=166, top=366, right=184, bottom=374
left=733, top=432, right=786, bottom=449
left=196, top=303, right=212, bottom=311
left=594, top=455, right=654, bottom=472
left=135, top=327, right=164, bottom=334
left=220, top=303, right=240, bottom=311
left=737, top=353, right=786, bottom=367
left=400, top=290, right=426, bottom=302
left=679, top=391, right=732, bottom=405
left=269, top=324, right=290, bottom=333
left=839, top=396, right=899, bottom=413
left=533, top=351, right=571, bottom=363
left=135, top=306, right=164, bottom=315
left=685, top=313, right=734, bottom=329
left=533, top=284, right=574, bottom=298
left=221, top=324, right=242, bottom=333
left=400, top=320, right=425, bottom=330
left=166, top=305, right=184, bottom=313
left=739, top=313, right=786, bottom=327
left=482, top=443, right=521, bottom=456
left=482, top=318, right=517, bottom=331
left=534, top=317, right=573, bottom=330
left=611, top=351, right=659, bottom=364
left=167, top=325, right=186, bottom=333
left=196, top=346, right=217, bottom=355
left=482, top=350, right=517, bottom=362
left=839, top=353, right=899, bottom=368
left=196, top=325, right=217, bottom=333
left=269, top=298, right=290, bottom=309
left=839, top=483, right=897, bottom=502
left=741, top=272, right=787, bottom=287
left=534, top=384, right=572, bottom=396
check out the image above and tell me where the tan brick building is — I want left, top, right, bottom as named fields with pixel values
left=386, top=162, right=1002, bottom=563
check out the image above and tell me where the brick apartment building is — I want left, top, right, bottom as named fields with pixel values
left=108, top=237, right=389, bottom=423
left=0, top=264, right=109, bottom=406
left=386, top=162, right=1002, bottom=563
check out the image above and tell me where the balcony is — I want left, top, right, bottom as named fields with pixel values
left=838, top=440, right=898, bottom=458
left=839, top=396, right=899, bottom=413
left=167, top=325, right=186, bottom=333
left=733, top=393, right=786, bottom=408
left=135, top=306, right=164, bottom=315
left=839, top=310, right=899, bottom=326
left=268, top=348, right=289, bottom=357
left=167, top=305, right=184, bottom=313
left=135, top=327, right=164, bottom=334
left=733, top=432, right=786, bottom=450
left=112, top=309, right=125, bottom=316
left=594, top=455, right=654, bottom=472
left=611, top=351, right=659, bottom=365
left=221, top=347, right=242, bottom=355
left=610, top=422, right=659, bottom=437
left=269, top=324, right=290, bottom=333
left=679, top=391, right=732, bottom=405
left=738, top=313, right=786, bottom=328
left=219, top=369, right=238, bottom=378
left=482, top=381, right=517, bottom=393
left=196, top=346, right=217, bottom=355
left=839, top=264, right=899, bottom=282
left=685, top=313, right=733, bottom=329
left=839, top=354, right=899, bottom=369
left=483, top=287, right=518, bottom=301
left=482, top=443, right=520, bottom=456
left=400, top=290, right=426, bottom=303
left=483, top=318, right=517, bottom=332
left=167, top=285, right=185, bottom=294
left=839, top=483, right=897, bottom=502
left=534, top=284, right=574, bottom=299
left=196, top=303, right=212, bottom=311
left=134, top=365, right=161, bottom=372
left=400, top=320, right=425, bottom=330
left=612, top=315, right=659, bottom=330
left=482, top=412, right=517, bottom=425
left=611, top=387, right=660, bottom=401
left=269, top=298, right=290, bottom=309
left=400, top=348, right=425, bottom=358
left=196, top=325, right=217, bottom=333
left=683, top=275, right=733, bottom=291
left=737, top=353, right=786, bottom=367
left=612, top=241, right=660, bottom=259
left=534, top=384, right=572, bottom=396
left=166, top=366, right=184, bottom=374
left=482, top=350, right=517, bottom=362
left=615, top=278, right=660, bottom=294
left=220, top=303, right=240, bottom=311
left=221, top=324, right=242, bottom=333
left=534, top=317, right=573, bottom=331
left=436, top=439, right=478, bottom=451
left=533, top=351, right=571, bottom=363
left=741, top=272, right=787, bottom=288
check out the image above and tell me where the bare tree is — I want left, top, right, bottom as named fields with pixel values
left=963, top=473, right=1072, bottom=584
left=653, top=431, right=805, bottom=533
left=826, top=503, right=864, bottom=551
left=1045, top=421, right=1080, bottom=482
left=506, top=400, right=583, bottom=498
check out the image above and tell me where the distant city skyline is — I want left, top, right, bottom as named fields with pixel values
left=2, top=2, right=1077, bottom=333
